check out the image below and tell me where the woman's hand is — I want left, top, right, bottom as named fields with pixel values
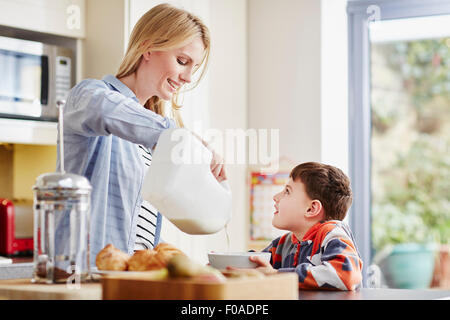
left=210, top=149, right=227, bottom=182
left=189, top=130, right=227, bottom=183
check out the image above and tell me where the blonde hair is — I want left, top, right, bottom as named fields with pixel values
left=116, top=3, right=210, bottom=127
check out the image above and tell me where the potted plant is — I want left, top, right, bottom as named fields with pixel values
left=372, top=203, right=437, bottom=289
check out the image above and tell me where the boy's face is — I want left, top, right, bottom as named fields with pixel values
left=272, top=178, right=312, bottom=232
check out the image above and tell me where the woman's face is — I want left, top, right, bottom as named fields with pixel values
left=138, top=36, right=205, bottom=101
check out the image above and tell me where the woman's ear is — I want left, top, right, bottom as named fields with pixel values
left=142, top=50, right=152, bottom=61
left=305, top=200, right=323, bottom=218
left=141, top=40, right=152, bottom=61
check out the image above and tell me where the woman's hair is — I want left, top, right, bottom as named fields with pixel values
left=290, top=162, right=353, bottom=221
left=116, top=3, right=210, bottom=127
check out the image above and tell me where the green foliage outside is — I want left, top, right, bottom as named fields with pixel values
left=371, top=39, right=450, bottom=252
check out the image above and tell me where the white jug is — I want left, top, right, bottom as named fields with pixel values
left=141, top=128, right=232, bottom=234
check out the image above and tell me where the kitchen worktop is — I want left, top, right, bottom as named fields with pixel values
left=0, top=278, right=102, bottom=300
left=0, top=257, right=33, bottom=280
left=0, top=277, right=449, bottom=300
left=298, top=288, right=450, bottom=300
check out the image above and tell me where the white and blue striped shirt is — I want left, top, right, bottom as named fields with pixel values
left=56, top=75, right=174, bottom=266
left=134, top=145, right=159, bottom=251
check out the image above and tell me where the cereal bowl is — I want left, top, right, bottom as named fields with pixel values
left=208, top=252, right=271, bottom=270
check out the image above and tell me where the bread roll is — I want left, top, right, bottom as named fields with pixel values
left=95, top=244, right=130, bottom=271
left=154, top=243, right=182, bottom=252
left=128, top=249, right=166, bottom=271
left=127, top=243, right=185, bottom=271
left=154, top=243, right=185, bottom=264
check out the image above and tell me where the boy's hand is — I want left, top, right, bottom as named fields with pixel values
left=248, top=256, right=277, bottom=275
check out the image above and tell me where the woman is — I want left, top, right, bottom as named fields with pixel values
left=56, top=4, right=225, bottom=264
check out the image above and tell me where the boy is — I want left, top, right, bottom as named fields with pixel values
left=250, top=162, right=363, bottom=290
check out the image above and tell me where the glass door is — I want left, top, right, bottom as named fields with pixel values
left=369, top=15, right=450, bottom=289
left=347, top=0, right=450, bottom=289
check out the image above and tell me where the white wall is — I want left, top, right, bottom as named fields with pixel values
left=248, top=0, right=348, bottom=172
left=248, top=0, right=322, bottom=166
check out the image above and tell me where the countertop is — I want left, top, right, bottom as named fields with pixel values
left=298, top=288, right=450, bottom=300
left=0, top=278, right=449, bottom=300
left=0, top=257, right=33, bottom=280
left=0, top=278, right=102, bottom=300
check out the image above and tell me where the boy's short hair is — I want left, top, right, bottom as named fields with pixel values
left=290, top=162, right=353, bottom=220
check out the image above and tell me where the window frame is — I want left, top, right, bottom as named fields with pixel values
left=346, top=0, right=450, bottom=286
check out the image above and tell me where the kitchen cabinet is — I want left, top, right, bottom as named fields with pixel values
left=0, top=0, right=86, bottom=39
left=0, top=118, right=57, bottom=205
left=0, top=121, right=58, bottom=231
left=0, top=0, right=85, bottom=147
left=0, top=143, right=56, bottom=210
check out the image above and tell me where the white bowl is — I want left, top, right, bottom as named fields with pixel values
left=208, top=252, right=271, bottom=269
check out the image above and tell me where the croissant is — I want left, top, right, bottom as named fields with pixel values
left=128, top=249, right=166, bottom=271
left=95, top=244, right=130, bottom=271
left=127, top=243, right=185, bottom=271
left=154, top=243, right=185, bottom=264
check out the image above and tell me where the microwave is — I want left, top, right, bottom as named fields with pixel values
left=0, top=36, right=74, bottom=122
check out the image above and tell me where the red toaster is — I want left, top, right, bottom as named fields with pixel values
left=0, top=198, right=33, bottom=256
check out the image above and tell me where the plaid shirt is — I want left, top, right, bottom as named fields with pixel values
left=263, top=220, right=363, bottom=290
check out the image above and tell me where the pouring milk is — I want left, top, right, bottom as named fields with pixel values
left=141, top=128, right=232, bottom=235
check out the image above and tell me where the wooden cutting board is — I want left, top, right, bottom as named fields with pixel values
left=0, top=278, right=102, bottom=300
left=101, top=273, right=299, bottom=300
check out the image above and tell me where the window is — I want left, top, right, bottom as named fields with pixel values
left=347, top=0, right=450, bottom=288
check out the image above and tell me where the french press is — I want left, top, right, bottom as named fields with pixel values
left=32, top=100, right=92, bottom=284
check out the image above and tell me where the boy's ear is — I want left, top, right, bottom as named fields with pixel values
left=305, top=200, right=323, bottom=218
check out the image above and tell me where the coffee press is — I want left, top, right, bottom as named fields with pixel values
left=32, top=100, right=92, bottom=284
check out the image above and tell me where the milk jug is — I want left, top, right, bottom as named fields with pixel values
left=142, top=128, right=232, bottom=234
